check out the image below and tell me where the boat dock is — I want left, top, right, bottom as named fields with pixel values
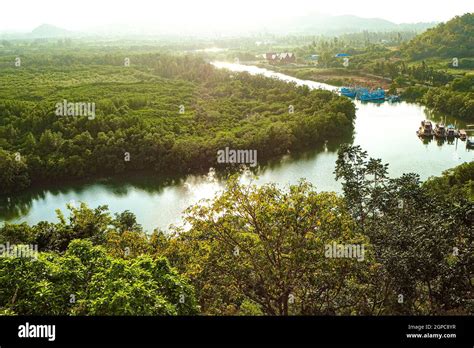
left=417, top=121, right=474, bottom=147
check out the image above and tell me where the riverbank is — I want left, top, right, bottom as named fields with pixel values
left=255, top=62, right=392, bottom=89
left=248, top=60, right=473, bottom=122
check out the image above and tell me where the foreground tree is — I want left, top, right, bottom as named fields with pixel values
left=0, top=240, right=198, bottom=315
left=335, top=145, right=473, bottom=314
left=165, top=177, right=379, bottom=315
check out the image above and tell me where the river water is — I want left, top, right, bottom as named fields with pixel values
left=1, top=62, right=472, bottom=232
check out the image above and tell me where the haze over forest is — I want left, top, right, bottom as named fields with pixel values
left=0, top=0, right=473, bottom=38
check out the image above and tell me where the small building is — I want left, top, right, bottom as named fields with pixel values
left=265, top=52, right=296, bottom=65
left=265, top=52, right=277, bottom=61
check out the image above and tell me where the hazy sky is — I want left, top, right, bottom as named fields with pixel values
left=1, top=0, right=472, bottom=33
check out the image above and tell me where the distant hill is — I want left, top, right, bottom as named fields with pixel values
left=0, top=24, right=76, bottom=40
left=30, top=24, right=72, bottom=38
left=402, top=13, right=474, bottom=59
left=0, top=16, right=438, bottom=40
left=266, top=14, right=437, bottom=35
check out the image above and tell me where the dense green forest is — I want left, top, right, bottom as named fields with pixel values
left=396, top=14, right=474, bottom=117
left=402, top=13, right=474, bottom=60
left=0, top=53, right=355, bottom=195
left=1, top=147, right=472, bottom=315
left=401, top=76, right=473, bottom=119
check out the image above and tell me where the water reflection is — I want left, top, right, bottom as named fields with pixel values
left=0, top=137, right=348, bottom=229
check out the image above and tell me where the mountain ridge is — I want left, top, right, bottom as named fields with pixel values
left=0, top=15, right=438, bottom=39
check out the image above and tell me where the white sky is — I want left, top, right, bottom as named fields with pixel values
left=1, top=0, right=472, bottom=33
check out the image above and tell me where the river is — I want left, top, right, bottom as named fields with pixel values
left=1, top=62, right=472, bottom=232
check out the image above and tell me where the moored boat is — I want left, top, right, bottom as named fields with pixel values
left=434, top=123, right=447, bottom=138
left=417, top=120, right=434, bottom=137
left=446, top=124, right=457, bottom=138
left=340, top=87, right=357, bottom=98
left=358, top=88, right=385, bottom=101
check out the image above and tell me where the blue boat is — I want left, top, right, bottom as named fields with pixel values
left=340, top=86, right=369, bottom=99
left=355, top=87, right=369, bottom=97
left=340, top=87, right=357, bottom=98
left=358, top=88, right=385, bottom=101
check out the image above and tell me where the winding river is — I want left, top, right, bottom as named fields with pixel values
left=1, top=62, right=472, bottom=232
